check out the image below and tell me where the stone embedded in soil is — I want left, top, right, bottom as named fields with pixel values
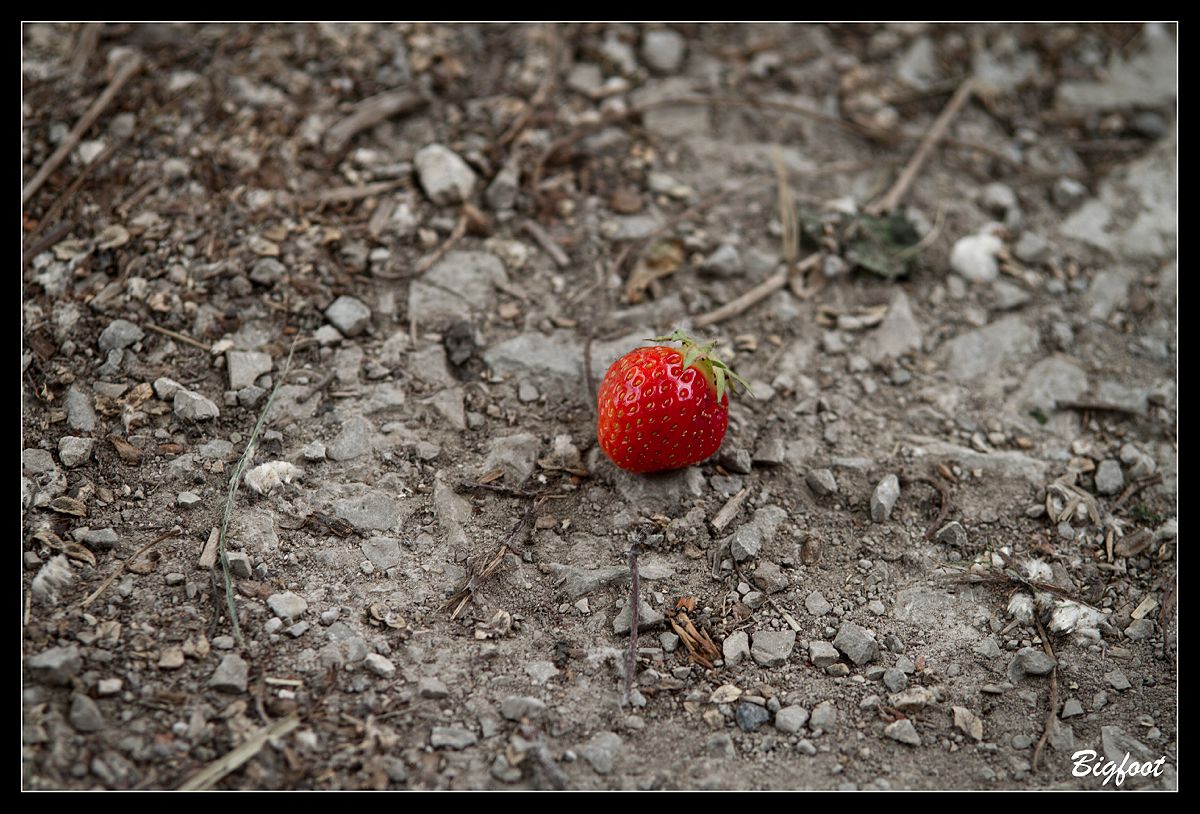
left=410, top=250, right=509, bottom=328
left=333, top=489, right=410, bottom=532
left=485, top=161, right=520, bottom=212
left=364, top=653, right=395, bottom=677
left=867, top=290, right=923, bottom=361
left=64, top=385, right=97, bottom=432
left=209, top=654, right=249, bottom=693
left=950, top=233, right=1002, bottom=283
left=805, top=591, right=833, bottom=617
left=1061, top=698, right=1085, bottom=719
left=1105, top=669, right=1131, bottom=691
left=612, top=598, right=664, bottom=635
left=883, top=668, right=908, bottom=692
left=226, top=350, right=272, bottom=390
left=24, top=448, right=58, bottom=475
left=69, top=693, right=106, bottom=732
left=870, top=474, right=900, bottom=522
left=430, top=726, right=477, bottom=750
left=752, top=437, right=786, bottom=466
left=1094, top=459, right=1125, bottom=495
left=751, top=630, right=796, bottom=667
left=226, top=552, right=252, bottom=578
left=324, top=296, right=371, bottom=337
left=833, top=622, right=879, bottom=666
left=174, top=389, right=220, bottom=421
left=57, top=436, right=94, bottom=468
left=327, top=415, right=373, bottom=461
left=482, top=432, right=540, bottom=486
left=580, top=731, right=623, bottom=775
left=884, top=719, right=922, bottom=746
left=153, top=377, right=184, bottom=401
left=809, top=701, right=837, bottom=731
left=729, top=505, right=788, bottom=561
left=809, top=641, right=840, bottom=668
left=641, top=28, right=686, bottom=74
left=78, top=528, right=119, bottom=549
left=718, top=447, right=752, bottom=474
left=98, top=319, right=144, bottom=352
left=267, top=591, right=308, bottom=621
left=525, top=660, right=559, bottom=685
left=722, top=630, right=750, bottom=666
left=806, top=468, right=837, bottom=497
left=418, top=677, right=450, bottom=699
left=752, top=561, right=789, bottom=594
left=735, top=701, right=771, bottom=732
left=942, top=317, right=1038, bottom=381
left=360, top=537, right=402, bottom=571
left=1011, top=646, right=1056, bottom=677
left=500, top=696, right=546, bottom=721
left=701, top=243, right=741, bottom=276
left=774, top=705, right=810, bottom=734
left=28, top=645, right=82, bottom=685
left=414, top=144, right=476, bottom=206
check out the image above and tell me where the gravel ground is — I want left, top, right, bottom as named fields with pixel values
left=22, top=22, right=1176, bottom=790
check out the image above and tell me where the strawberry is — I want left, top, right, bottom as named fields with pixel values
left=597, top=330, right=751, bottom=474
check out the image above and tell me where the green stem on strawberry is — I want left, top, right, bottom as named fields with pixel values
left=646, top=329, right=755, bottom=403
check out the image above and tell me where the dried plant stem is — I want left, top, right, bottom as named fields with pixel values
left=217, top=340, right=299, bottom=648
left=79, top=526, right=180, bottom=608
left=623, top=536, right=641, bottom=707
left=1031, top=616, right=1059, bottom=774
left=868, top=77, right=975, bottom=216
left=693, top=253, right=820, bottom=329
left=23, top=52, right=142, bottom=205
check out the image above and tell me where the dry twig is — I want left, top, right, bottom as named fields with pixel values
left=693, top=253, right=821, bottom=329
left=520, top=219, right=570, bottom=268
left=80, top=526, right=180, bottom=608
left=23, top=51, right=142, bottom=205
left=867, top=77, right=975, bottom=216
left=1031, top=616, right=1059, bottom=774
left=323, top=90, right=427, bottom=154
left=178, top=714, right=300, bottom=790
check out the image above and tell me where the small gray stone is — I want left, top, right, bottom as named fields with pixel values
left=950, top=233, right=1002, bottom=283
left=302, top=441, right=326, bottom=461
left=286, top=621, right=310, bottom=638
left=1125, top=618, right=1155, bottom=640
left=775, top=705, right=810, bottom=734
left=884, top=719, right=921, bottom=746
left=752, top=561, right=789, bottom=594
left=362, top=650, right=394, bottom=677
left=57, top=436, right=94, bottom=468
left=177, top=491, right=201, bottom=508
left=517, top=381, right=539, bottom=403
left=225, top=552, right=252, bottom=578
left=641, top=28, right=686, bottom=74
left=718, top=447, right=752, bottom=474
left=1012, top=646, right=1056, bottom=677
left=701, top=243, right=741, bottom=276
left=267, top=591, right=308, bottom=621
left=24, top=447, right=58, bottom=475
left=78, top=528, right=119, bottom=550
left=418, top=677, right=450, bottom=699
left=361, top=537, right=402, bottom=571
left=209, top=654, right=249, bottom=693
left=751, top=630, right=796, bottom=667
left=809, top=701, right=837, bottom=731
left=1013, top=232, right=1050, bottom=264
left=174, top=389, right=220, bottom=421
left=328, top=415, right=373, bottom=461
left=580, top=731, right=623, bottom=774
left=500, top=696, right=546, bottom=721
left=98, top=319, right=144, bottom=352
left=752, top=437, right=786, bottom=466
left=28, top=645, right=82, bottom=685
left=1094, top=459, right=1125, bottom=495
left=65, top=385, right=97, bottom=432
left=805, top=591, right=833, bottom=617
left=883, top=668, right=908, bottom=692
left=936, top=522, right=968, bottom=548
left=992, top=280, right=1031, bottom=311
left=485, top=162, right=520, bottom=212
left=249, top=257, right=285, bottom=286
left=735, top=701, right=771, bottom=732
left=325, top=296, right=371, bottom=338
left=1105, top=669, right=1131, bottom=691
left=1052, top=178, right=1087, bottom=210
left=870, top=475, right=900, bottom=522
left=722, top=630, right=750, bottom=666
left=833, top=623, right=879, bottom=666
left=226, top=351, right=272, bottom=391
left=729, top=506, right=788, bottom=562
left=612, top=598, right=664, bottom=634
left=414, top=144, right=476, bottom=206
left=482, top=432, right=540, bottom=486
left=430, top=726, right=477, bottom=750
left=1061, top=698, right=1084, bottom=719
left=796, top=739, right=817, bottom=756
left=69, top=693, right=106, bottom=732
left=705, top=733, right=736, bottom=758
left=199, top=439, right=234, bottom=459
left=809, top=641, right=840, bottom=668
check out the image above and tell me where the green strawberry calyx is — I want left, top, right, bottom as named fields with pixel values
left=645, top=329, right=755, bottom=404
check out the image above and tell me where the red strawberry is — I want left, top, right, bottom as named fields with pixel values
left=597, top=330, right=750, bottom=474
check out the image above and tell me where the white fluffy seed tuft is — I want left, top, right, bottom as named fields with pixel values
left=243, top=461, right=303, bottom=495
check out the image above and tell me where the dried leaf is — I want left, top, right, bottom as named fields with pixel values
left=119, top=382, right=154, bottom=407
left=95, top=224, right=130, bottom=249
left=127, top=549, right=160, bottom=575
left=623, top=239, right=684, bottom=304
left=37, top=531, right=98, bottom=568
left=110, top=435, right=144, bottom=464
left=676, top=596, right=698, bottom=612
left=478, top=468, right=504, bottom=485
left=709, top=684, right=743, bottom=704
left=48, top=495, right=87, bottom=517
